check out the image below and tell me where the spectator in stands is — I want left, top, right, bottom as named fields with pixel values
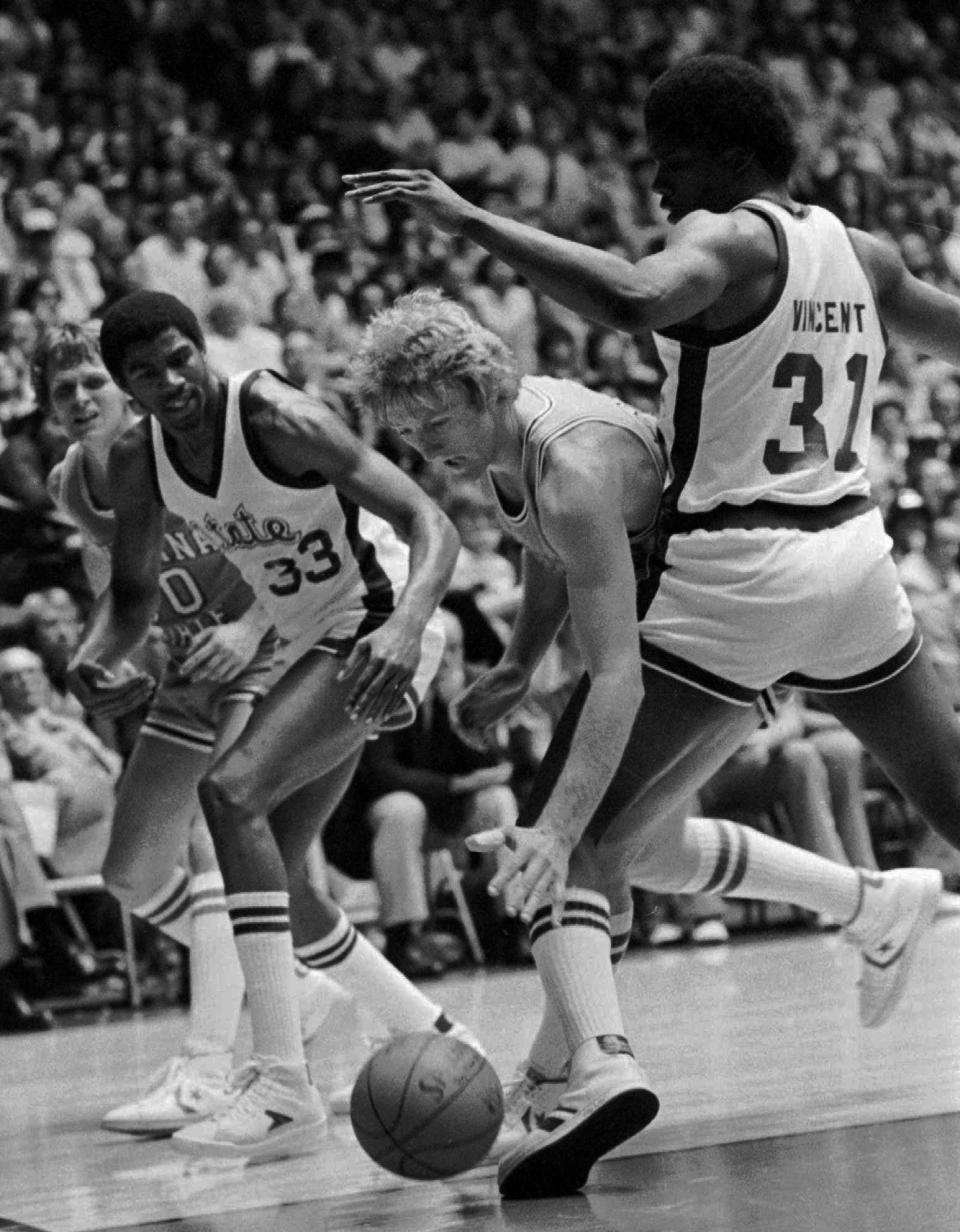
left=897, top=516, right=960, bottom=705
left=0, top=645, right=119, bottom=878
left=324, top=609, right=527, bottom=970
left=445, top=482, right=521, bottom=645
left=465, top=256, right=538, bottom=376
left=204, top=288, right=283, bottom=375
left=232, top=216, right=289, bottom=328
left=0, top=772, right=54, bottom=1031
left=123, top=198, right=208, bottom=316
left=18, top=588, right=86, bottom=717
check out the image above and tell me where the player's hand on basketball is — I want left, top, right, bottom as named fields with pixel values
left=466, top=824, right=572, bottom=925
left=67, top=660, right=156, bottom=719
left=179, top=621, right=262, bottom=683
left=342, top=169, right=473, bottom=235
left=339, top=622, right=419, bottom=727
left=450, top=663, right=532, bottom=752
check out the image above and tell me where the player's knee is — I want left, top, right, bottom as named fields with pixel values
left=470, top=784, right=518, bottom=829
left=198, top=766, right=257, bottom=833
left=101, top=855, right=164, bottom=908
left=367, top=791, right=427, bottom=837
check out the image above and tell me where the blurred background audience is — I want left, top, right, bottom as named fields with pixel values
left=2, top=0, right=960, bottom=1024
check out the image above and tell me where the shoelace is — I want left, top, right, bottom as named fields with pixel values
left=501, top=1072, right=540, bottom=1126
left=143, top=1055, right=188, bottom=1095
left=202, top=1059, right=268, bottom=1124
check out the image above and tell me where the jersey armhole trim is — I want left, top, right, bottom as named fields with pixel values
left=654, top=203, right=789, bottom=349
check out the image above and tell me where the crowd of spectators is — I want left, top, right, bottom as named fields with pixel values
left=3, top=0, right=960, bottom=1020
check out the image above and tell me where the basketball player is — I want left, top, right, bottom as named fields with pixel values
left=347, top=261, right=953, bottom=1202
left=39, top=322, right=351, bottom=1135
left=67, top=291, right=476, bottom=1162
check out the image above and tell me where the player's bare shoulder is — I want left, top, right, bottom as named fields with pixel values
left=538, top=419, right=660, bottom=536
left=669, top=206, right=778, bottom=275
left=243, top=369, right=360, bottom=483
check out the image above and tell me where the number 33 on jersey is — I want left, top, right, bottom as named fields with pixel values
left=149, top=370, right=413, bottom=648
left=653, top=199, right=886, bottom=514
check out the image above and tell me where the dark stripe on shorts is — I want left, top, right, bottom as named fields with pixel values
left=641, top=640, right=759, bottom=705
left=139, top=718, right=215, bottom=751
left=781, top=628, right=922, bottom=693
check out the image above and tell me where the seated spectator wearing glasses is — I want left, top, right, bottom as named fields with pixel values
left=0, top=645, right=120, bottom=878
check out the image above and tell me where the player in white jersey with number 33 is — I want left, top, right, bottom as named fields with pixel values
left=69, top=290, right=480, bottom=1163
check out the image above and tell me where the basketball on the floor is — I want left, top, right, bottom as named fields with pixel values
left=349, top=1031, right=504, bottom=1180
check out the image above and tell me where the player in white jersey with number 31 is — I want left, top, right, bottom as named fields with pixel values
left=345, top=53, right=960, bottom=1199
left=69, top=290, right=481, bottom=1163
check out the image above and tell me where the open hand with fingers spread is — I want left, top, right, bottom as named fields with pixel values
left=342, top=169, right=474, bottom=234
left=466, top=823, right=573, bottom=925
left=337, top=619, right=420, bottom=728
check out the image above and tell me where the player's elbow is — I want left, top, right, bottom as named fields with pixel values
left=601, top=286, right=656, bottom=335
left=111, top=577, right=158, bottom=625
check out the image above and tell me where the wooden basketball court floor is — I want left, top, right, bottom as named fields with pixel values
left=3, top=918, right=959, bottom=1232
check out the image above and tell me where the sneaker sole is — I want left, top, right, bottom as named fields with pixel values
left=170, top=1117, right=327, bottom=1162
left=861, top=870, right=942, bottom=1028
left=101, top=1119, right=184, bottom=1137
left=498, top=1086, right=660, bottom=1200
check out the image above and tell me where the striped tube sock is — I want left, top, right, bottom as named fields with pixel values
left=675, top=816, right=862, bottom=921
left=182, top=873, right=244, bottom=1058
left=529, top=888, right=626, bottom=1054
left=227, top=892, right=303, bottom=1066
left=132, top=869, right=191, bottom=946
left=527, top=900, right=634, bottom=1079
left=610, top=906, right=633, bottom=968
left=296, top=909, right=443, bottom=1035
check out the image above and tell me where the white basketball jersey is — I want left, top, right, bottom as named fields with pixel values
left=652, top=199, right=886, bottom=514
left=488, top=375, right=665, bottom=573
left=149, top=370, right=412, bottom=648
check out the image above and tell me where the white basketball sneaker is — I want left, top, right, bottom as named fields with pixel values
left=486, top=1061, right=569, bottom=1159
left=497, top=1037, right=659, bottom=1200
left=101, top=1051, right=233, bottom=1136
left=845, top=867, right=943, bottom=1028
left=170, top=1057, right=326, bottom=1162
left=329, top=1014, right=485, bottom=1114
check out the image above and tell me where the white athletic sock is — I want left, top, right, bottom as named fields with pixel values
left=182, top=873, right=244, bottom=1058
left=295, top=909, right=443, bottom=1035
left=528, top=888, right=627, bottom=1054
left=671, top=816, right=862, bottom=921
left=133, top=868, right=191, bottom=946
left=527, top=900, right=634, bottom=1078
left=227, top=892, right=303, bottom=1066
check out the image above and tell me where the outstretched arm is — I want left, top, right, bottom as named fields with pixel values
left=851, top=228, right=960, bottom=366
left=344, top=168, right=771, bottom=333
left=73, top=423, right=164, bottom=672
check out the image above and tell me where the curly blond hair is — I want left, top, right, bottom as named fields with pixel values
left=349, top=288, right=520, bottom=422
